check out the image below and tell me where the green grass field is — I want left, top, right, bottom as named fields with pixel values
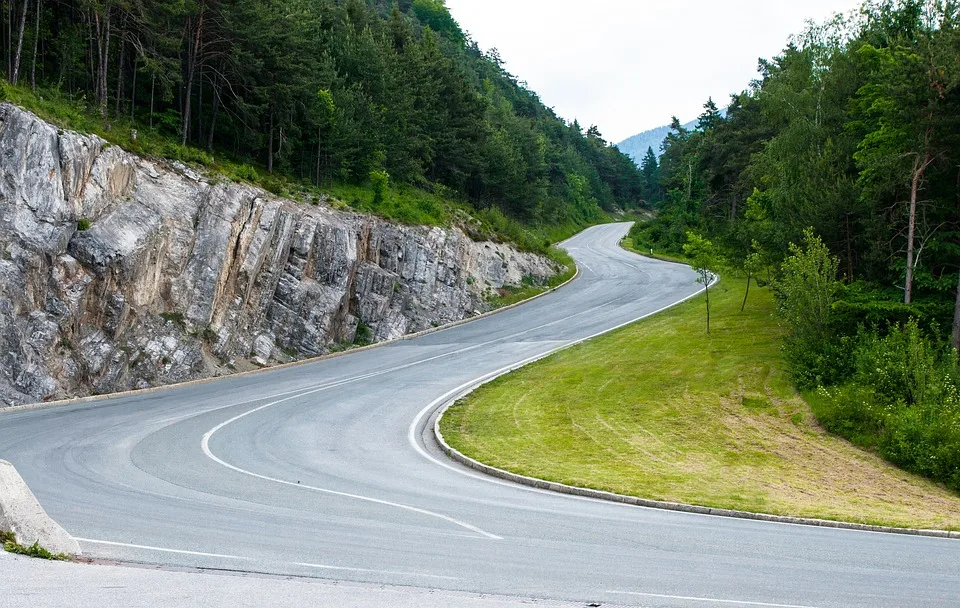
left=440, top=275, right=960, bottom=530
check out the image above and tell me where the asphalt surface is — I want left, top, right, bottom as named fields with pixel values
left=1, top=222, right=958, bottom=608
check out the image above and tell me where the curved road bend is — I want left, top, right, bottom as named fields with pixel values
left=0, top=222, right=957, bottom=608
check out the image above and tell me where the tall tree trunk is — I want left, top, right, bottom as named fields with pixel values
left=268, top=108, right=274, bottom=174
left=741, top=273, right=751, bottom=312
left=149, top=73, right=155, bottom=128
left=29, top=0, right=37, bottom=91
left=316, top=126, right=322, bottom=185
left=114, top=36, right=125, bottom=119
left=181, top=13, right=203, bottom=147
left=7, top=0, right=13, bottom=80
left=206, top=73, right=220, bottom=151
left=196, top=63, right=203, bottom=142
left=129, top=57, right=136, bottom=122
left=93, top=7, right=111, bottom=118
left=953, top=270, right=960, bottom=352
left=10, top=0, right=28, bottom=85
left=905, top=151, right=932, bottom=304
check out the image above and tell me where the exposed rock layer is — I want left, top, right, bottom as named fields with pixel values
left=0, top=104, right=557, bottom=405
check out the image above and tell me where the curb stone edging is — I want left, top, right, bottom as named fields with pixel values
left=1, top=260, right=579, bottom=415
left=431, top=256, right=960, bottom=541
left=0, top=460, right=82, bottom=556
left=435, top=414, right=960, bottom=541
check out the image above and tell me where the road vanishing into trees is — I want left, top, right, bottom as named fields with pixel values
left=1, top=223, right=957, bottom=608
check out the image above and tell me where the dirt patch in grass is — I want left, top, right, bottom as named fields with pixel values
left=441, top=276, right=960, bottom=530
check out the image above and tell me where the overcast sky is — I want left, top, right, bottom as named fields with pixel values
left=444, top=0, right=864, bottom=143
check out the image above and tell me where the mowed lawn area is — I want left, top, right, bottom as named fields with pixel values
left=440, top=276, right=960, bottom=530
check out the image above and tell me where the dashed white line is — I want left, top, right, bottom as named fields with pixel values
left=77, top=538, right=458, bottom=581
left=295, top=562, right=459, bottom=580
left=76, top=538, right=252, bottom=560
left=606, top=591, right=822, bottom=608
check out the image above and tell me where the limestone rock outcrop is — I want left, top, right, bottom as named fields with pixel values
left=0, top=103, right=558, bottom=405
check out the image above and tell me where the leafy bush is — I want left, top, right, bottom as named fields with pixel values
left=370, top=170, right=390, bottom=208
left=775, top=229, right=844, bottom=388
left=811, top=321, right=960, bottom=491
left=853, top=320, right=947, bottom=406
left=76, top=218, right=91, bottom=231
left=354, top=320, right=374, bottom=346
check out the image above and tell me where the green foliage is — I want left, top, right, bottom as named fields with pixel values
left=811, top=320, right=960, bottom=491
left=853, top=320, right=947, bottom=407
left=354, top=320, right=374, bottom=346
left=2, top=0, right=643, bottom=250
left=411, top=0, right=465, bottom=44
left=370, top=170, right=390, bottom=208
left=683, top=231, right=723, bottom=333
left=76, top=218, right=91, bottom=231
left=625, top=0, right=960, bottom=495
left=199, top=327, right=218, bottom=344
left=2, top=531, right=70, bottom=561
left=775, top=229, right=843, bottom=387
left=444, top=277, right=960, bottom=528
left=159, top=312, right=186, bottom=329
left=682, top=231, right=721, bottom=286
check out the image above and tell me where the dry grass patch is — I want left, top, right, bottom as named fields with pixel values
left=441, top=277, right=960, bottom=530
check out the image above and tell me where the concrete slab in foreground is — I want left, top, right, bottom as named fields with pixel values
left=0, top=551, right=590, bottom=608
left=0, top=460, right=81, bottom=556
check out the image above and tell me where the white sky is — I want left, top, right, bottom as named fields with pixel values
left=444, top=0, right=864, bottom=142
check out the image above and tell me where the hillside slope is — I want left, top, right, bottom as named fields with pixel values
left=0, top=104, right=556, bottom=406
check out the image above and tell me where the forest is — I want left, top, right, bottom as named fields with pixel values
left=0, top=0, right=643, bottom=247
left=634, top=0, right=960, bottom=491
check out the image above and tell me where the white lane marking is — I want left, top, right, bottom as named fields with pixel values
left=606, top=591, right=822, bottom=608
left=200, top=375, right=502, bottom=541
left=77, top=538, right=459, bottom=581
left=295, top=562, right=459, bottom=580
left=198, top=286, right=644, bottom=541
left=407, top=276, right=712, bottom=494
left=76, top=538, right=252, bottom=560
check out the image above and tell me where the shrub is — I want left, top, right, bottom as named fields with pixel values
left=813, top=321, right=960, bottom=492
left=775, top=229, right=843, bottom=388
left=159, top=311, right=186, bottom=329
left=76, top=218, right=91, bottom=231
left=370, top=170, right=390, bottom=208
left=853, top=320, right=945, bottom=407
left=354, top=320, right=373, bottom=346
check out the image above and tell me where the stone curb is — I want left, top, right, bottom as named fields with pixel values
left=1, top=260, right=580, bottom=415
left=430, top=262, right=960, bottom=542
left=435, top=421, right=960, bottom=541
left=0, top=460, right=82, bottom=556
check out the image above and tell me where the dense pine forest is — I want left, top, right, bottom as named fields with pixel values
left=634, top=0, right=960, bottom=491
left=0, top=0, right=643, bottom=247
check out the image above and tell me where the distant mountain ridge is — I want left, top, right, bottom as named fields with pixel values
left=617, top=109, right=728, bottom=165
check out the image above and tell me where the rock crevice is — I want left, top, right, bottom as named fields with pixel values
left=0, top=104, right=558, bottom=405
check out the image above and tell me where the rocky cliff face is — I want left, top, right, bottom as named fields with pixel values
left=0, top=104, right=558, bottom=406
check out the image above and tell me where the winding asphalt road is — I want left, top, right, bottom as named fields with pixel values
left=1, top=223, right=958, bottom=607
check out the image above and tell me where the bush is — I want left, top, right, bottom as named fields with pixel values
left=76, top=218, right=91, bottom=231
left=775, top=229, right=843, bottom=388
left=853, top=320, right=947, bottom=407
left=812, top=321, right=960, bottom=492
left=370, top=170, right=390, bottom=208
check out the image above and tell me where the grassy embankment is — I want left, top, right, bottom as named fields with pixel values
left=441, top=272, right=960, bottom=530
